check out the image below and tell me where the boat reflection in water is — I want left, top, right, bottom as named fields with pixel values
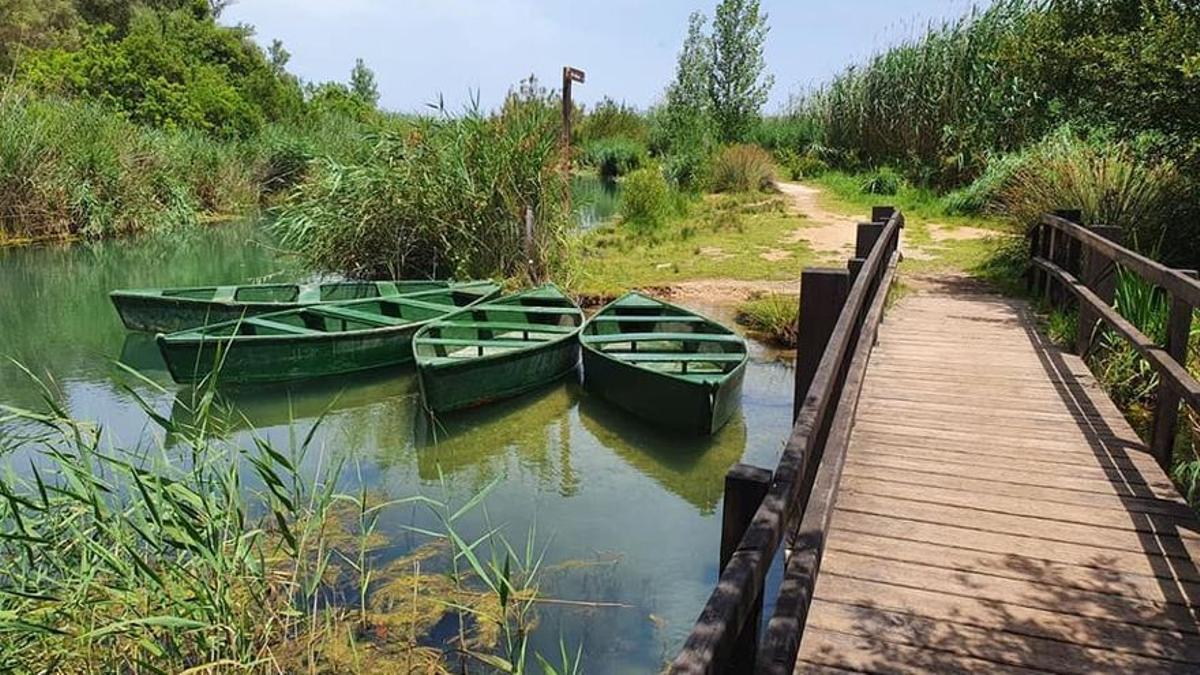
left=577, top=394, right=746, bottom=515
left=414, top=384, right=581, bottom=496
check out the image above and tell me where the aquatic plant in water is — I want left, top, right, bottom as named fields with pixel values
left=0, top=364, right=576, bottom=672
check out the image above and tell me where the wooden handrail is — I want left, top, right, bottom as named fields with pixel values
left=1030, top=212, right=1200, bottom=467
left=670, top=209, right=903, bottom=673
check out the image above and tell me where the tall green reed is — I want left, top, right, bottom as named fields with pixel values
left=0, top=363, right=572, bottom=672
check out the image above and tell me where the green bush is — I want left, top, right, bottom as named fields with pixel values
left=859, top=166, right=903, bottom=195
left=0, top=94, right=203, bottom=240
left=582, top=137, right=648, bottom=179
left=619, top=167, right=673, bottom=234
left=995, top=130, right=1179, bottom=250
left=780, top=149, right=829, bottom=181
left=275, top=82, right=569, bottom=281
left=577, top=97, right=648, bottom=144
left=710, top=144, right=776, bottom=193
left=17, top=5, right=303, bottom=138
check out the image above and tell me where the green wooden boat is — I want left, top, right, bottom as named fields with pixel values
left=156, top=282, right=500, bottom=385
left=413, top=284, right=584, bottom=413
left=112, top=280, right=463, bottom=333
left=580, top=292, right=748, bottom=435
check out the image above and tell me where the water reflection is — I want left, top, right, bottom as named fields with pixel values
left=578, top=395, right=746, bottom=515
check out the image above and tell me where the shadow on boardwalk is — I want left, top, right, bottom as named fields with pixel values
left=798, top=276, right=1200, bottom=673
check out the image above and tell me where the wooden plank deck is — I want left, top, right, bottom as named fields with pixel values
left=795, top=278, right=1200, bottom=673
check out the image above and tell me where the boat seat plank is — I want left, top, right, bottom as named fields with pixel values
left=394, top=297, right=457, bottom=311
left=470, top=304, right=580, bottom=315
left=434, top=320, right=576, bottom=334
left=589, top=315, right=707, bottom=323
left=418, top=337, right=548, bottom=348
left=310, top=305, right=404, bottom=326
left=244, top=317, right=318, bottom=335
left=612, top=352, right=745, bottom=363
left=583, top=332, right=742, bottom=344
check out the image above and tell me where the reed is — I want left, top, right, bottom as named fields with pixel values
left=274, top=88, right=569, bottom=283
left=0, top=366, right=570, bottom=672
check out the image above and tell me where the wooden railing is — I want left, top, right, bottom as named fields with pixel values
left=1029, top=212, right=1200, bottom=468
left=671, top=207, right=903, bottom=674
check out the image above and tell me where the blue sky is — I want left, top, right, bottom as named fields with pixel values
left=223, top=0, right=980, bottom=114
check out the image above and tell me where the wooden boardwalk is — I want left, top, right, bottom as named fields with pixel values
left=795, top=278, right=1200, bottom=673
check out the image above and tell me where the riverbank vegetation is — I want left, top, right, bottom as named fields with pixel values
left=0, top=0, right=382, bottom=243
left=0, top=371, right=571, bottom=672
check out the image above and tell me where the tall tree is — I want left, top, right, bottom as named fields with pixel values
left=708, top=0, right=773, bottom=142
left=349, top=57, right=379, bottom=106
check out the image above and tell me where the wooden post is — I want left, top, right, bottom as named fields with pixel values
left=720, top=463, right=772, bottom=673
left=561, top=66, right=585, bottom=165
left=1047, top=210, right=1082, bottom=308
left=847, top=258, right=865, bottom=284
left=1151, top=270, right=1197, bottom=470
left=794, top=269, right=850, bottom=422
left=871, top=206, right=895, bottom=224
left=1074, top=225, right=1123, bottom=356
left=855, top=222, right=884, bottom=259
left=1027, top=223, right=1041, bottom=295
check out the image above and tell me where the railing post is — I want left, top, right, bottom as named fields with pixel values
left=855, top=222, right=884, bottom=259
left=1151, top=271, right=1197, bottom=470
left=720, top=464, right=772, bottom=673
left=870, top=205, right=895, bottom=223
left=794, top=269, right=850, bottom=422
left=1047, top=210, right=1082, bottom=309
left=1074, top=225, right=1123, bottom=356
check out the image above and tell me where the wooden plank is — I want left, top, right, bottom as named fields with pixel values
left=837, top=493, right=1200, bottom=559
left=807, top=600, right=1187, bottom=674
left=840, top=467, right=1193, bottom=518
left=843, top=454, right=1179, bottom=501
left=812, top=574, right=1200, bottom=662
left=823, top=530, right=1200, bottom=607
left=798, top=626, right=1052, bottom=675
left=819, top=548, right=1200, bottom=632
left=830, top=510, right=1200, bottom=583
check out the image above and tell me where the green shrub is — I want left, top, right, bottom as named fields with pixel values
left=750, top=115, right=821, bottom=155
left=710, top=144, right=776, bottom=193
left=582, top=137, right=648, bottom=179
left=275, top=83, right=569, bottom=281
left=619, top=166, right=673, bottom=234
left=995, top=130, right=1179, bottom=250
left=577, top=97, right=648, bottom=144
left=780, top=149, right=829, bottom=181
left=859, top=167, right=903, bottom=195
left=0, top=93, right=202, bottom=240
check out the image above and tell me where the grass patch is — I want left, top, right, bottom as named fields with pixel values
left=574, top=192, right=810, bottom=295
left=735, top=293, right=798, bottom=346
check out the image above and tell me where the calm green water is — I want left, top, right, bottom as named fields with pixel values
left=0, top=221, right=794, bottom=671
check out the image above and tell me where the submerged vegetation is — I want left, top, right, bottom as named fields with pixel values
left=0, top=370, right=572, bottom=672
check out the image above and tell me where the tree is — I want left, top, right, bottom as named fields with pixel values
left=656, top=11, right=716, bottom=186
left=349, top=57, right=379, bottom=106
left=708, top=0, right=773, bottom=142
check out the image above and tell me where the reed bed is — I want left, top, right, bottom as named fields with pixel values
left=0, top=367, right=566, bottom=672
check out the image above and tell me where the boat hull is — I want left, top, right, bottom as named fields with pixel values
left=112, top=294, right=290, bottom=333
left=582, top=347, right=746, bottom=435
left=418, top=336, right=580, bottom=413
left=157, top=328, right=422, bottom=385
left=112, top=281, right=453, bottom=333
